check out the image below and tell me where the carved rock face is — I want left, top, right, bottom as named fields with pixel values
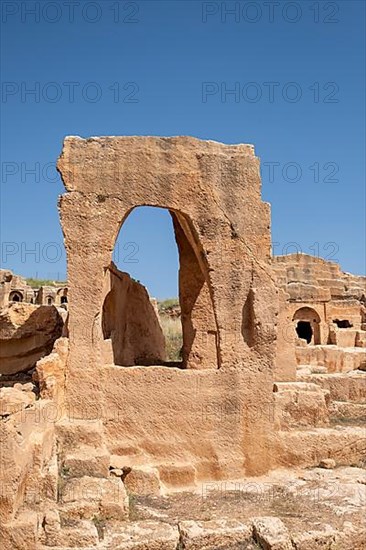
left=0, top=303, right=64, bottom=375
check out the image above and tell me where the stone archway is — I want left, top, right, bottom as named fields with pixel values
left=100, top=205, right=219, bottom=369
left=57, top=287, right=68, bottom=306
left=57, top=136, right=279, bottom=478
left=9, top=291, right=23, bottom=303
left=293, top=307, right=321, bottom=344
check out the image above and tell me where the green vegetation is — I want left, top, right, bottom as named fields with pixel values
left=157, top=298, right=182, bottom=361
left=157, top=297, right=180, bottom=313
left=91, top=514, right=109, bottom=540
left=159, top=314, right=183, bottom=362
left=26, top=277, right=67, bottom=288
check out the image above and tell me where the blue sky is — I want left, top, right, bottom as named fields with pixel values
left=1, top=0, right=365, bottom=298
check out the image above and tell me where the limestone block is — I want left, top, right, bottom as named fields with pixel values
left=179, top=519, right=252, bottom=549
left=335, top=329, right=357, bottom=348
left=123, top=467, right=161, bottom=496
left=291, top=524, right=338, bottom=549
left=252, top=516, right=292, bottom=550
left=105, top=520, right=179, bottom=550
left=60, top=476, right=128, bottom=520
left=158, top=463, right=196, bottom=490
left=0, top=511, right=38, bottom=550
left=0, top=386, right=35, bottom=416
left=273, top=382, right=329, bottom=430
left=62, top=445, right=110, bottom=478
left=0, top=303, right=63, bottom=375
left=45, top=519, right=99, bottom=548
left=355, top=331, right=366, bottom=348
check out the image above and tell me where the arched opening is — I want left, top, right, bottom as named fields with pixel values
left=293, top=307, right=321, bottom=345
left=47, top=296, right=54, bottom=306
left=9, top=291, right=23, bottom=303
left=100, top=206, right=218, bottom=369
left=333, top=319, right=353, bottom=328
left=57, top=288, right=68, bottom=307
left=296, top=321, right=313, bottom=343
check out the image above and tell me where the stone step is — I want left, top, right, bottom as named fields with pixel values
left=275, top=426, right=366, bottom=469
left=329, top=401, right=366, bottom=423
left=55, top=418, right=105, bottom=451
left=296, top=346, right=366, bottom=373
left=297, top=370, right=366, bottom=403
left=59, top=475, right=129, bottom=523
left=61, top=444, right=110, bottom=478
left=273, top=382, right=330, bottom=430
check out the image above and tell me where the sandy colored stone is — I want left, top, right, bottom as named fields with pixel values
left=291, top=524, right=338, bottom=549
left=0, top=511, right=38, bottom=550
left=297, top=371, right=366, bottom=403
left=319, top=458, right=336, bottom=469
left=0, top=386, right=36, bottom=415
left=44, top=519, right=99, bottom=548
left=179, top=519, right=253, bottom=549
left=105, top=520, right=179, bottom=549
left=274, top=426, right=366, bottom=468
left=0, top=303, right=63, bottom=375
left=62, top=444, right=110, bottom=478
left=57, top=136, right=278, bottom=483
left=34, top=336, right=68, bottom=405
left=158, top=463, right=196, bottom=490
left=296, top=345, right=366, bottom=373
left=60, top=476, right=129, bottom=520
left=273, top=382, right=329, bottom=430
left=124, top=467, right=161, bottom=496
left=101, top=263, right=165, bottom=366
left=329, top=400, right=366, bottom=422
left=252, top=516, right=292, bottom=549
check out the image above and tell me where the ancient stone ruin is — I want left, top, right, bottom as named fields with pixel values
left=0, top=270, right=68, bottom=309
left=0, top=136, right=365, bottom=549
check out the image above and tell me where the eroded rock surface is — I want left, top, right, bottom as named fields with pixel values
left=0, top=303, right=64, bottom=375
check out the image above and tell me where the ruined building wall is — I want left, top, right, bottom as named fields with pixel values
left=0, top=304, right=64, bottom=375
left=0, top=270, right=35, bottom=307
left=0, top=270, right=68, bottom=309
left=272, top=254, right=366, bottom=375
left=272, top=254, right=365, bottom=344
left=57, top=135, right=279, bottom=478
left=99, top=263, right=166, bottom=366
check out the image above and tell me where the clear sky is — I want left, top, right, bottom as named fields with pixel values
left=1, top=0, right=365, bottom=298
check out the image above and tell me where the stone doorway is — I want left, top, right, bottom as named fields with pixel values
left=101, top=206, right=218, bottom=369
left=295, top=320, right=313, bottom=343
left=293, top=307, right=321, bottom=344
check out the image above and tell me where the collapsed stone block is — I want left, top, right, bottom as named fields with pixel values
left=0, top=303, right=63, bottom=375
left=105, top=520, right=179, bottom=550
left=123, top=466, right=161, bottom=496
left=60, top=476, right=129, bottom=520
left=178, top=519, right=252, bottom=549
left=252, top=516, right=292, bottom=550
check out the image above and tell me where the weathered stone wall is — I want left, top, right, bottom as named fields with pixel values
left=0, top=303, right=64, bottom=375
left=0, top=270, right=35, bottom=307
left=0, top=270, right=67, bottom=309
left=57, top=135, right=279, bottom=477
left=272, top=254, right=365, bottom=347
left=99, top=263, right=166, bottom=366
